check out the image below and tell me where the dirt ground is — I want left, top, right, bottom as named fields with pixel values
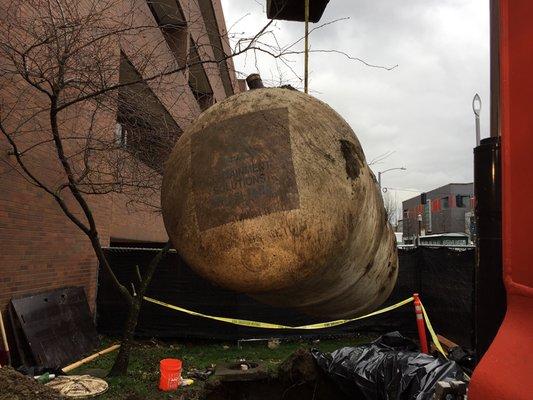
left=0, top=367, right=64, bottom=400
left=203, top=348, right=351, bottom=400
left=74, top=336, right=370, bottom=399
left=1, top=337, right=369, bottom=400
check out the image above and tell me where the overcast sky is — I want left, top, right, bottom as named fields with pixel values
left=220, top=0, right=490, bottom=210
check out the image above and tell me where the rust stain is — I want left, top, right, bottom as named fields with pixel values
left=191, top=107, right=300, bottom=231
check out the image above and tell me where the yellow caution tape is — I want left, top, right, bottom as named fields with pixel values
left=143, top=295, right=447, bottom=358
left=420, top=302, right=447, bottom=358
left=143, top=296, right=414, bottom=330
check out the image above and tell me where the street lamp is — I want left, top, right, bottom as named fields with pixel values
left=472, top=93, right=482, bottom=146
left=378, top=167, right=407, bottom=189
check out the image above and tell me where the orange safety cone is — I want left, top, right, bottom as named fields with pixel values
left=413, top=294, right=429, bottom=354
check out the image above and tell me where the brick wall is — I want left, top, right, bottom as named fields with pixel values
left=0, top=153, right=109, bottom=310
left=0, top=0, right=239, bottom=315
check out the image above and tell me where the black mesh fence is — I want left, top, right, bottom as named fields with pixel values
left=96, top=247, right=474, bottom=347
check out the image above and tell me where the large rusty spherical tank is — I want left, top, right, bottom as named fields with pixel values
left=162, top=88, right=398, bottom=318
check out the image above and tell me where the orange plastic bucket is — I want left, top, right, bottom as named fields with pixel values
left=159, top=358, right=182, bottom=391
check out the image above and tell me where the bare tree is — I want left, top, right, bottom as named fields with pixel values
left=383, top=192, right=399, bottom=225
left=0, top=0, right=249, bottom=375
left=0, top=0, right=395, bottom=375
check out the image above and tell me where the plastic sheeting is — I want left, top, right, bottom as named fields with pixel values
left=96, top=247, right=473, bottom=345
left=312, top=332, right=465, bottom=400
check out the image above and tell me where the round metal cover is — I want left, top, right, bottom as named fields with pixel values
left=46, top=375, right=109, bottom=398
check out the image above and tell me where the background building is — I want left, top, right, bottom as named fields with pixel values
left=402, top=183, right=474, bottom=243
left=0, top=0, right=240, bottom=313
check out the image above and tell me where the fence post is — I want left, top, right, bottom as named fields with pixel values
left=413, top=293, right=429, bottom=353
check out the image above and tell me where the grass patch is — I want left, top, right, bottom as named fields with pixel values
left=75, top=335, right=373, bottom=399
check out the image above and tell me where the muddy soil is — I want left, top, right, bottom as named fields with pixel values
left=0, top=367, right=64, bottom=400
left=203, top=349, right=351, bottom=400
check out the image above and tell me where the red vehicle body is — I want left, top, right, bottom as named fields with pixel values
left=469, top=1, right=533, bottom=399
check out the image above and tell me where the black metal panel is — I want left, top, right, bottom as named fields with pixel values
left=474, top=136, right=505, bottom=359
left=419, top=247, right=475, bottom=347
left=10, top=287, right=98, bottom=368
left=97, top=247, right=474, bottom=347
left=267, top=0, right=330, bottom=23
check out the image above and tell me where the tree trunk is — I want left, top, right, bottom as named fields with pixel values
left=108, top=294, right=142, bottom=376
left=108, top=241, right=172, bottom=376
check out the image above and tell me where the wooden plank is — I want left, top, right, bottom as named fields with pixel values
left=62, top=344, right=120, bottom=373
left=437, top=334, right=459, bottom=351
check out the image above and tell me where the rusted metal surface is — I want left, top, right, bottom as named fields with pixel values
left=245, top=73, right=265, bottom=89
left=162, top=88, right=398, bottom=318
left=191, top=107, right=299, bottom=231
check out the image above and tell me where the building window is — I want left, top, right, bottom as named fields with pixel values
left=147, top=0, right=188, bottom=67
left=441, top=196, right=449, bottom=209
left=197, top=0, right=234, bottom=97
left=424, top=201, right=432, bottom=232
left=189, top=86, right=214, bottom=111
left=115, top=123, right=127, bottom=147
left=456, top=195, right=470, bottom=208
left=188, top=39, right=215, bottom=111
left=118, top=52, right=182, bottom=173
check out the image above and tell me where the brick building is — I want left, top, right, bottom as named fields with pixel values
left=0, top=0, right=240, bottom=313
left=401, top=183, right=474, bottom=243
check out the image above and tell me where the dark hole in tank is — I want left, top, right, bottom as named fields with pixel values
left=340, top=140, right=363, bottom=180
left=388, top=262, right=396, bottom=278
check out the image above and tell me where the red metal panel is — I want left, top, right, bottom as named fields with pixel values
left=432, top=199, right=441, bottom=212
left=469, top=1, right=533, bottom=399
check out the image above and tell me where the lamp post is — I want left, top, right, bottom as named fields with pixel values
left=473, top=93, right=482, bottom=146
left=378, top=167, right=407, bottom=189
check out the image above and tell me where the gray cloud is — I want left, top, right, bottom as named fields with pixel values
left=221, top=0, right=490, bottom=206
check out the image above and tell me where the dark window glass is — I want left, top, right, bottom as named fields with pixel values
left=456, top=195, right=470, bottom=208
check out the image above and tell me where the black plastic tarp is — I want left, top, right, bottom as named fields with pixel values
left=96, top=247, right=473, bottom=346
left=312, top=332, right=465, bottom=400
